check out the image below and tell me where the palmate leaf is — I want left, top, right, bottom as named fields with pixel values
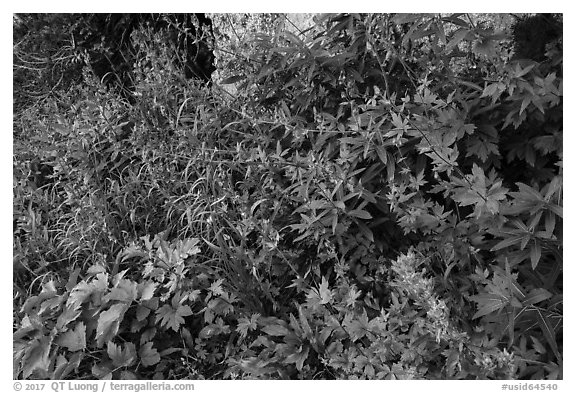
left=466, top=136, right=499, bottom=162
left=55, top=304, right=82, bottom=331
left=470, top=293, right=509, bottom=319
left=139, top=342, right=160, bottom=367
left=236, top=313, right=260, bottom=339
left=137, top=281, right=157, bottom=301
left=67, top=273, right=109, bottom=308
left=56, top=322, right=86, bottom=352
left=155, top=302, right=192, bottom=332
left=107, top=341, right=137, bottom=368
left=347, top=209, right=372, bottom=220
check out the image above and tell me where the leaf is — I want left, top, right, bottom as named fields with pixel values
left=473, top=36, right=497, bottom=57
left=522, top=288, right=552, bottom=307
left=96, top=303, right=129, bottom=348
left=534, top=308, right=561, bottom=361
left=220, top=75, right=246, bottom=84
left=284, top=345, right=310, bottom=371
left=261, top=324, right=290, bottom=336
left=446, top=28, right=470, bottom=51
left=103, top=279, right=138, bottom=304
left=56, top=322, right=86, bottom=352
left=208, top=278, right=225, bottom=296
left=55, top=304, right=82, bottom=331
left=155, top=303, right=192, bottom=332
left=236, top=313, right=260, bottom=339
left=107, top=341, right=137, bottom=368
left=136, top=304, right=152, bottom=322
left=470, top=294, right=508, bottom=319
left=66, top=281, right=95, bottom=308
left=318, top=276, right=333, bottom=305
left=139, top=342, right=160, bottom=367
left=548, top=204, right=562, bottom=218
left=138, top=281, right=157, bottom=301
left=530, top=241, right=542, bottom=269
left=176, top=237, right=201, bottom=258
left=67, top=273, right=109, bottom=308
left=348, top=209, right=372, bottom=220
left=22, top=335, right=53, bottom=378
left=298, top=306, right=314, bottom=342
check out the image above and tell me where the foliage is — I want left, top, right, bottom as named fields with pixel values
left=14, top=13, right=562, bottom=380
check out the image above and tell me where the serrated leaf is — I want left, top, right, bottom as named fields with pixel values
left=107, top=341, right=137, bottom=368
left=208, top=278, right=225, bottom=296
left=22, top=335, right=53, bottom=378
left=55, top=304, right=82, bottom=331
left=96, top=303, right=128, bottom=348
left=56, top=322, right=86, bottom=352
left=140, top=328, right=156, bottom=345
left=120, top=370, right=138, bottom=379
left=103, top=279, right=138, bottom=304
left=198, top=325, right=214, bottom=339
left=66, top=281, right=95, bottom=308
left=65, top=268, right=82, bottom=292
left=357, top=221, right=374, bottom=242
left=471, top=294, right=508, bottom=319
left=548, top=204, right=562, bottom=218
left=236, top=313, right=260, bottom=339
left=155, top=303, right=192, bottom=332
left=375, top=145, right=387, bottom=164
left=138, top=281, right=157, bottom=301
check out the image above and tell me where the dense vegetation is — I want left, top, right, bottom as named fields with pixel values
left=13, top=13, right=562, bottom=380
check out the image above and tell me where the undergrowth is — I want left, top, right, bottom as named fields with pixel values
left=13, top=13, right=562, bottom=380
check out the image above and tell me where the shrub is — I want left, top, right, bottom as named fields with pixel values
left=14, top=13, right=562, bottom=380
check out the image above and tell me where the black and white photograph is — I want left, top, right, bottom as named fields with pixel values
left=11, top=9, right=564, bottom=385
